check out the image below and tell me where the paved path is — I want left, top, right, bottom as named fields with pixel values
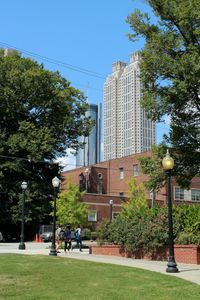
left=1, top=242, right=200, bottom=285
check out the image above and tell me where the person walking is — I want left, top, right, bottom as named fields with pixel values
left=64, top=225, right=72, bottom=252
left=55, top=225, right=65, bottom=253
left=75, top=224, right=82, bottom=252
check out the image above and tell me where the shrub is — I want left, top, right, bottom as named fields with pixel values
left=97, top=203, right=200, bottom=255
left=175, top=232, right=200, bottom=245
left=82, top=228, right=91, bottom=240
left=96, top=219, right=112, bottom=243
left=97, top=206, right=168, bottom=255
left=91, top=232, right=97, bottom=240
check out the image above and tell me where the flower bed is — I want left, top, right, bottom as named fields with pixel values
left=90, top=244, right=200, bottom=264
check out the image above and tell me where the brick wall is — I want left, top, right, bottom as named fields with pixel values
left=174, top=245, right=200, bottom=264
left=82, top=194, right=126, bottom=227
left=61, top=151, right=200, bottom=224
left=90, top=244, right=200, bottom=264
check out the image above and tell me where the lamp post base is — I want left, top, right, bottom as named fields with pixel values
left=49, top=247, right=57, bottom=256
left=18, top=243, right=26, bottom=250
left=166, top=261, right=179, bottom=273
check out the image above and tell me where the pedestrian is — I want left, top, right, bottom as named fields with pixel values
left=75, top=224, right=82, bottom=252
left=64, top=225, right=72, bottom=252
left=55, top=225, right=64, bottom=253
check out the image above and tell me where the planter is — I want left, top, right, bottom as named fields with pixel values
left=90, top=244, right=200, bottom=264
left=174, top=245, right=200, bottom=264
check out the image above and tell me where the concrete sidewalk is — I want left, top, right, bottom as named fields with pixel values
left=0, top=242, right=200, bottom=285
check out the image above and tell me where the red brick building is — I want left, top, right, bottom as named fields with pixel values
left=62, top=151, right=200, bottom=228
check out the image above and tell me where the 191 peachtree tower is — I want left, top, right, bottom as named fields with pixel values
left=104, top=52, right=155, bottom=160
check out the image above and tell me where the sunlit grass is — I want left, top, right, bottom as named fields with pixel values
left=0, top=255, right=199, bottom=300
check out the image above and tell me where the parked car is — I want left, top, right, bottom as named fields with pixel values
left=41, top=231, right=53, bottom=242
left=40, top=225, right=53, bottom=242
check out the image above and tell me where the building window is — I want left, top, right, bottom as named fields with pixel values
left=88, top=211, right=97, bottom=222
left=133, top=164, right=138, bottom=176
left=97, top=181, right=103, bottom=194
left=174, top=187, right=184, bottom=200
left=119, top=168, right=124, bottom=179
left=119, top=192, right=124, bottom=197
left=191, top=189, right=200, bottom=201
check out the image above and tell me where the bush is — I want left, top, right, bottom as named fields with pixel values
left=97, top=207, right=168, bottom=255
left=96, top=219, right=112, bottom=243
left=175, top=232, right=200, bottom=245
left=91, top=232, right=97, bottom=240
left=97, top=203, right=200, bottom=255
left=82, top=228, right=91, bottom=240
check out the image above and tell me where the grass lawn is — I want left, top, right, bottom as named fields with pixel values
left=0, top=255, right=200, bottom=300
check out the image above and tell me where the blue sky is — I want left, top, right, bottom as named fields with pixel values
left=0, top=0, right=169, bottom=168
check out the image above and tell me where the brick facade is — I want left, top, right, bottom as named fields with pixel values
left=62, top=151, right=200, bottom=226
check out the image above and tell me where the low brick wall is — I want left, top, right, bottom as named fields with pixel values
left=90, top=244, right=200, bottom=264
left=174, top=245, right=200, bottom=264
left=90, top=244, right=123, bottom=256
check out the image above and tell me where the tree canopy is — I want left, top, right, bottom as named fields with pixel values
left=127, top=0, right=200, bottom=185
left=56, top=181, right=88, bottom=228
left=0, top=50, right=92, bottom=233
left=121, top=178, right=148, bottom=218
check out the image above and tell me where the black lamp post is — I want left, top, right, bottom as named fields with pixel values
left=109, top=199, right=113, bottom=221
left=162, top=150, right=178, bottom=273
left=49, top=176, right=60, bottom=256
left=19, top=181, right=28, bottom=250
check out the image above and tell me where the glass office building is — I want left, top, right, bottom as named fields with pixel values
left=76, top=104, right=101, bottom=167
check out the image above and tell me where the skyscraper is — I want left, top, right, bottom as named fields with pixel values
left=76, top=103, right=101, bottom=167
left=104, top=51, right=155, bottom=160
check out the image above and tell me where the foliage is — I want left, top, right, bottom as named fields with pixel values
left=91, top=231, right=97, bottom=240
left=82, top=228, right=91, bottom=240
left=175, top=232, right=200, bottom=245
left=96, top=219, right=112, bottom=243
left=121, top=178, right=148, bottom=218
left=55, top=181, right=88, bottom=228
left=139, top=144, right=176, bottom=190
left=173, top=204, right=200, bottom=244
left=0, top=50, right=92, bottom=230
left=127, top=0, right=200, bottom=186
left=109, top=206, right=168, bottom=254
left=97, top=203, right=200, bottom=255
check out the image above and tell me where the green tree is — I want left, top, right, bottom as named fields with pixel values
left=139, top=144, right=168, bottom=191
left=0, top=50, right=92, bottom=232
left=127, top=0, right=200, bottom=186
left=56, top=181, right=88, bottom=228
left=121, top=178, right=148, bottom=218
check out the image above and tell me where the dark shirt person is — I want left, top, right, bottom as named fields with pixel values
left=64, top=225, right=72, bottom=252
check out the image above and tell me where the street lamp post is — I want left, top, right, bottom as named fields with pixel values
left=49, top=176, right=60, bottom=256
left=109, top=199, right=113, bottom=222
left=18, top=181, right=28, bottom=250
left=162, top=150, right=178, bottom=273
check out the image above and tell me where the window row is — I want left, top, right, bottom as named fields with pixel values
left=88, top=210, right=119, bottom=222
left=119, top=164, right=138, bottom=179
left=174, top=187, right=200, bottom=202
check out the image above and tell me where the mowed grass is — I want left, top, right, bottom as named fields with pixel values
left=0, top=255, right=200, bottom=300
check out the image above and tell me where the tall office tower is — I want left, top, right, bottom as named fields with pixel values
left=104, top=51, right=156, bottom=160
left=76, top=103, right=101, bottom=167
